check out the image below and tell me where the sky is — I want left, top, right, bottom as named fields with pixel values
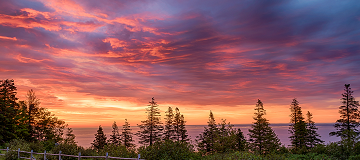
left=1, top=0, right=360, bottom=128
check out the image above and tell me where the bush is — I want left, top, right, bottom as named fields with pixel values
left=138, top=140, right=200, bottom=160
left=50, top=143, right=80, bottom=160
left=5, top=139, right=31, bottom=160
left=99, top=144, right=137, bottom=159
left=202, top=152, right=263, bottom=160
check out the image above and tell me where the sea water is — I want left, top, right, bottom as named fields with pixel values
left=72, top=123, right=340, bottom=148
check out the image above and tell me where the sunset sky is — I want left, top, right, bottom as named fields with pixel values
left=1, top=0, right=360, bottom=128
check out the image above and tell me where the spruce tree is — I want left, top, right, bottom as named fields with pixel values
left=196, top=110, right=218, bottom=154
left=330, top=84, right=360, bottom=141
left=136, top=97, right=163, bottom=146
left=0, top=79, right=29, bottom=144
left=173, top=107, right=189, bottom=142
left=92, top=125, right=107, bottom=150
left=248, top=99, right=281, bottom=154
left=163, top=106, right=175, bottom=140
left=64, top=127, right=77, bottom=145
left=305, top=111, right=323, bottom=148
left=108, top=121, right=121, bottom=145
left=289, top=98, right=307, bottom=150
left=26, top=89, right=40, bottom=140
left=235, top=128, right=247, bottom=151
left=122, top=119, right=135, bottom=148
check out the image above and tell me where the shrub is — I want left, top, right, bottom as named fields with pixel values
left=138, top=140, right=200, bottom=160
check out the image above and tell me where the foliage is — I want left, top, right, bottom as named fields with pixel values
left=196, top=111, right=218, bottom=154
left=305, top=111, right=323, bottom=148
left=92, top=125, right=107, bottom=150
left=108, top=121, right=121, bottom=146
left=0, top=79, right=29, bottom=144
left=136, top=97, right=163, bottom=146
left=248, top=99, right=281, bottom=154
left=121, top=119, right=135, bottom=148
left=173, top=107, right=189, bottom=142
left=289, top=98, right=307, bottom=150
left=330, top=84, right=360, bottom=141
left=99, top=144, right=137, bottom=159
left=63, top=127, right=76, bottom=145
left=138, top=140, right=199, bottom=160
left=25, top=89, right=41, bottom=141
left=163, top=107, right=175, bottom=140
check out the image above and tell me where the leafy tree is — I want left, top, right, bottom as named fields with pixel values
left=92, top=125, right=107, bottom=150
left=173, top=107, right=189, bottom=142
left=137, top=97, right=163, bottom=146
left=33, top=107, right=66, bottom=142
left=108, top=121, right=121, bottom=146
left=0, top=79, right=29, bottom=144
left=121, top=119, right=135, bottom=148
left=289, top=98, right=308, bottom=150
left=197, top=110, right=218, bottom=154
left=330, top=84, right=360, bottom=141
left=248, top=99, right=281, bottom=154
left=305, top=111, right=323, bottom=148
left=163, top=106, right=175, bottom=140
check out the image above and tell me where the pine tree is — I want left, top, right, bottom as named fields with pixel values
left=196, top=110, right=218, bottom=154
left=289, top=98, right=307, bottom=150
left=136, top=97, right=163, bottom=146
left=163, top=106, right=175, bottom=140
left=108, top=121, right=121, bottom=146
left=305, top=111, right=323, bottom=148
left=64, top=127, right=77, bottom=145
left=330, top=84, right=360, bottom=141
left=121, top=119, right=135, bottom=148
left=173, top=107, right=189, bottom=142
left=248, top=99, right=281, bottom=154
left=179, top=114, right=189, bottom=142
left=0, top=79, right=29, bottom=144
left=235, top=128, right=247, bottom=151
left=92, top=125, right=107, bottom=150
left=25, top=89, right=40, bottom=141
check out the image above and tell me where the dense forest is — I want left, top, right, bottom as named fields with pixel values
left=1, top=79, right=360, bottom=160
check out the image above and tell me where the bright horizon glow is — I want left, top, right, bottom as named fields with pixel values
left=1, top=0, right=359, bottom=128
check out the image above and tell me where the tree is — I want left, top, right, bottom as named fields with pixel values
left=122, top=119, right=135, bottom=148
left=305, top=111, right=323, bottom=148
left=108, top=121, right=121, bottom=146
left=235, top=128, right=247, bottom=151
left=173, top=107, right=189, bottom=142
left=248, top=99, right=281, bottom=154
left=92, top=125, right=107, bottom=150
left=33, top=107, right=66, bottom=142
left=196, top=110, right=218, bottom=154
left=136, top=97, right=163, bottom=146
left=163, top=107, right=175, bottom=140
left=289, top=98, right=307, bottom=150
left=330, top=84, right=360, bottom=142
left=25, top=89, right=40, bottom=140
left=0, top=79, right=29, bottom=144
left=64, top=127, right=77, bottom=145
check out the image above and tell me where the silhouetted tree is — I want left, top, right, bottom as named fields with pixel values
left=92, top=125, right=107, bottom=150
left=248, top=99, right=281, bottom=154
left=136, top=97, right=163, bottom=146
left=108, top=121, right=121, bottom=146
left=235, top=128, right=247, bottom=151
left=64, top=127, right=76, bottom=145
left=173, top=107, right=189, bottom=142
left=330, top=84, right=360, bottom=142
left=122, top=119, right=135, bottom=148
left=0, top=79, right=29, bottom=144
left=197, top=110, right=218, bottom=154
left=305, top=111, right=323, bottom=148
left=163, top=106, right=175, bottom=140
left=25, top=89, right=40, bottom=140
left=289, top=98, right=307, bottom=150
left=33, top=107, right=66, bottom=142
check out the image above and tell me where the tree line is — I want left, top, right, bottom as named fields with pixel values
left=1, top=79, right=360, bottom=159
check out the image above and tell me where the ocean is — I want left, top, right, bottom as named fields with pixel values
left=72, top=123, right=340, bottom=148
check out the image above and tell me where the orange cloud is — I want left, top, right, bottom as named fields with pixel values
left=0, top=35, right=17, bottom=41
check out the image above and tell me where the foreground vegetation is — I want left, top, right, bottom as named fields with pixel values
left=1, top=79, right=360, bottom=159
